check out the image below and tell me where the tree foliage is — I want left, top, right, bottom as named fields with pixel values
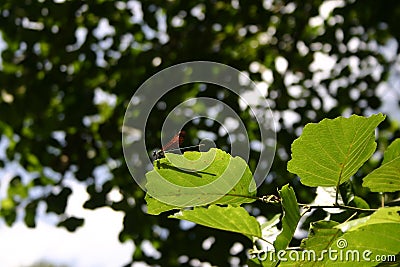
left=0, top=0, right=399, bottom=266
left=150, top=114, right=400, bottom=266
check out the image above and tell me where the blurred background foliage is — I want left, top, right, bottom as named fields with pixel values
left=0, top=0, right=400, bottom=266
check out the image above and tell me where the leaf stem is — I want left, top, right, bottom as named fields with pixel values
left=255, top=236, right=274, bottom=246
left=335, top=183, right=340, bottom=206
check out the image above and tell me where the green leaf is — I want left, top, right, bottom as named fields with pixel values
left=301, top=220, right=341, bottom=250
left=57, top=216, right=85, bottom=232
left=8, top=176, right=29, bottom=199
left=247, top=256, right=277, bottom=267
left=0, top=197, right=17, bottom=226
left=363, top=138, right=400, bottom=192
left=46, top=187, right=72, bottom=215
left=24, top=201, right=38, bottom=228
left=363, top=159, right=400, bottom=193
left=339, top=180, right=354, bottom=205
left=145, top=194, right=177, bottom=215
left=169, top=205, right=262, bottom=239
left=336, top=207, right=400, bottom=232
left=288, top=114, right=385, bottom=187
left=349, top=196, right=370, bottom=210
left=260, top=213, right=281, bottom=242
left=382, top=138, right=400, bottom=164
left=278, top=221, right=344, bottom=266
left=332, top=207, right=400, bottom=266
left=290, top=208, right=400, bottom=266
left=274, top=185, right=301, bottom=251
left=289, top=221, right=343, bottom=266
left=145, top=148, right=257, bottom=214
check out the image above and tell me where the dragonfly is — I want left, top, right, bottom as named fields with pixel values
left=152, top=131, right=203, bottom=160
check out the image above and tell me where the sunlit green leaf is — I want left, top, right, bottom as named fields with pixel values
left=363, top=138, right=400, bottom=192
left=382, top=138, right=400, bottom=164
left=333, top=207, right=400, bottom=266
left=363, top=158, right=400, bottom=192
left=274, top=185, right=301, bottom=251
left=277, top=208, right=400, bottom=266
left=145, top=148, right=256, bottom=214
left=169, top=205, right=261, bottom=239
left=288, top=114, right=385, bottom=187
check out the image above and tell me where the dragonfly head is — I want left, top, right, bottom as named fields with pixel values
left=152, top=150, right=165, bottom=160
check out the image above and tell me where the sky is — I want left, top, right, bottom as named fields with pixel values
left=0, top=171, right=134, bottom=267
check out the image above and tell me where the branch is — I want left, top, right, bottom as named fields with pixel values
left=258, top=194, right=378, bottom=212
left=298, top=203, right=377, bottom=213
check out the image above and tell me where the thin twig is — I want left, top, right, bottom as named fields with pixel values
left=344, top=212, right=358, bottom=223
left=298, top=203, right=377, bottom=212
left=335, top=183, right=340, bottom=206
left=258, top=195, right=377, bottom=212
left=300, top=206, right=312, bottom=217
